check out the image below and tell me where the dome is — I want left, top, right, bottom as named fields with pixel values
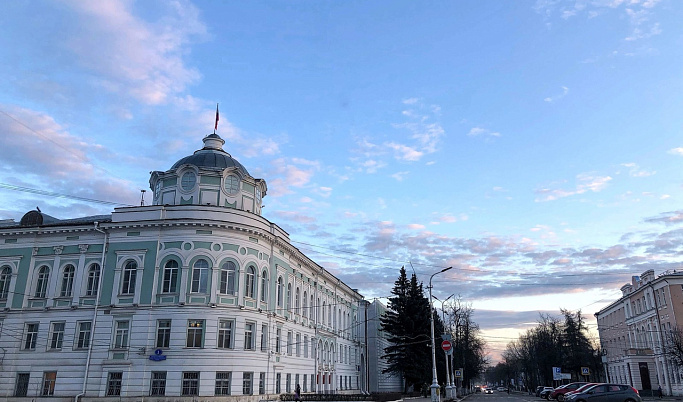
left=171, top=133, right=250, bottom=176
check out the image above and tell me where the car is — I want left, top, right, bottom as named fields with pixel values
left=540, top=387, right=555, bottom=399
left=564, top=383, right=601, bottom=399
left=565, top=384, right=640, bottom=402
left=537, top=386, right=549, bottom=397
left=550, top=382, right=590, bottom=401
left=476, top=386, right=482, bottom=393
left=485, top=388, right=494, bottom=394
left=498, top=386, right=507, bottom=392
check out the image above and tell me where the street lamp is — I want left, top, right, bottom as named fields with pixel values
left=432, top=293, right=455, bottom=399
left=429, top=266, right=453, bottom=402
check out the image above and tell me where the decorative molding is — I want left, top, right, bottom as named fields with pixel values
left=53, top=245, right=64, bottom=255
left=79, top=244, right=90, bottom=253
left=32, top=247, right=39, bottom=256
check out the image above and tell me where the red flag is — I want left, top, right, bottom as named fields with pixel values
left=214, top=103, right=219, bottom=131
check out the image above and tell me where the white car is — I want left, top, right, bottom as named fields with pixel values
left=485, top=388, right=494, bottom=394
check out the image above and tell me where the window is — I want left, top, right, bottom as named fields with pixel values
left=35, top=265, right=49, bottom=298
left=243, top=372, right=253, bottom=395
left=156, top=320, right=171, bottom=348
left=60, top=264, right=75, bottom=297
left=276, top=327, right=281, bottom=353
left=24, top=323, right=39, bottom=350
left=191, top=259, right=209, bottom=293
left=295, top=287, right=300, bottom=313
left=86, top=264, right=100, bottom=296
left=261, top=324, right=268, bottom=351
left=277, top=277, right=284, bottom=307
left=121, top=260, right=137, bottom=295
left=244, top=322, right=255, bottom=350
left=15, top=373, right=30, bottom=397
left=76, top=321, right=92, bottom=348
left=287, top=283, right=292, bottom=311
left=42, top=371, right=57, bottom=396
left=310, top=373, right=314, bottom=392
left=286, top=373, right=291, bottom=392
left=304, top=336, right=309, bottom=358
left=186, top=320, right=204, bottom=348
left=49, top=322, right=65, bottom=350
left=181, top=171, right=197, bottom=191
left=295, top=374, right=300, bottom=392
left=0, top=265, right=12, bottom=299
left=328, top=304, right=332, bottom=326
left=220, top=261, right=237, bottom=295
left=107, top=372, right=123, bottom=396
left=259, top=372, right=266, bottom=394
left=276, top=373, right=281, bottom=393
left=245, top=266, right=256, bottom=298
left=303, top=291, right=308, bottom=317
left=287, top=331, right=293, bottom=355
left=114, top=320, right=130, bottom=349
left=296, top=333, right=301, bottom=356
left=256, top=186, right=262, bottom=203
left=311, top=295, right=315, bottom=320
left=182, top=372, right=199, bottom=396
left=162, top=260, right=179, bottom=293
left=218, top=319, right=233, bottom=349
left=260, top=270, right=268, bottom=302
left=225, top=175, right=240, bottom=195
left=150, top=371, right=166, bottom=396
left=216, top=372, right=232, bottom=395
left=303, top=374, right=308, bottom=392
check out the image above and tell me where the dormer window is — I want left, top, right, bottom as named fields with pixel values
left=181, top=172, right=197, bottom=191
left=225, top=175, right=240, bottom=195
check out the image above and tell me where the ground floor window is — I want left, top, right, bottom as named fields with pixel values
left=276, top=373, right=281, bottom=393
left=42, top=371, right=57, bottom=396
left=216, top=372, right=232, bottom=395
left=150, top=371, right=166, bottom=396
left=107, top=372, right=123, bottom=396
left=287, top=373, right=292, bottom=392
left=259, top=372, right=266, bottom=395
left=243, top=372, right=253, bottom=395
left=182, top=372, right=199, bottom=396
left=15, top=373, right=30, bottom=397
left=303, top=374, right=308, bottom=392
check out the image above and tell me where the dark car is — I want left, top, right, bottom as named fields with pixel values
left=540, top=387, right=555, bottom=399
left=550, top=382, right=589, bottom=401
left=565, top=384, right=641, bottom=402
left=565, top=383, right=602, bottom=399
left=537, top=386, right=548, bottom=397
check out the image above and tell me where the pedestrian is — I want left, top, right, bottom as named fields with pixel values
left=295, top=383, right=301, bottom=402
left=658, top=385, right=663, bottom=399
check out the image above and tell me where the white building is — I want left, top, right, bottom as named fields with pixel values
left=0, top=133, right=366, bottom=401
left=360, top=300, right=404, bottom=393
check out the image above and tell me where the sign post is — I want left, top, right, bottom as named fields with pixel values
left=441, top=340, right=453, bottom=398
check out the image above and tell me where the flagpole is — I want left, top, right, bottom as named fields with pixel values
left=214, top=103, right=219, bottom=134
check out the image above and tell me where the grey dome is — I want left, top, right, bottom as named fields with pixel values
left=171, top=134, right=250, bottom=176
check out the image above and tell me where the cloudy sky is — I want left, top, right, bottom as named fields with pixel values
left=2, top=0, right=683, bottom=361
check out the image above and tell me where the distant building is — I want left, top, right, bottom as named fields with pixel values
left=360, top=299, right=404, bottom=393
left=0, top=134, right=366, bottom=400
left=595, top=269, right=683, bottom=396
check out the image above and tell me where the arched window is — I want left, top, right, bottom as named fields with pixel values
left=328, top=304, right=332, bottom=326
left=162, top=260, right=179, bottom=293
left=277, top=277, right=284, bottom=307
left=287, top=283, right=292, bottom=311
left=303, top=291, right=308, bottom=317
left=60, top=264, right=75, bottom=297
left=191, top=259, right=209, bottom=293
left=245, top=265, right=256, bottom=298
left=86, top=264, right=100, bottom=296
left=121, top=260, right=137, bottom=295
left=0, top=266, right=11, bottom=299
left=322, top=301, right=326, bottom=324
left=295, top=287, right=301, bottom=313
left=220, top=261, right=237, bottom=295
left=35, top=265, right=50, bottom=298
left=260, top=270, right=268, bottom=302
left=311, top=295, right=315, bottom=321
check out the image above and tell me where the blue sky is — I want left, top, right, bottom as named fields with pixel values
left=1, top=0, right=683, bottom=360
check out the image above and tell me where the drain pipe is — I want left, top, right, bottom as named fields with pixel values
left=75, top=221, right=108, bottom=402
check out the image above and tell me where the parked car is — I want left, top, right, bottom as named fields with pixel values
left=565, top=384, right=641, bottom=402
left=540, top=387, right=555, bottom=399
left=537, top=386, right=549, bottom=397
left=498, top=386, right=507, bottom=392
left=550, top=382, right=590, bottom=401
left=564, top=383, right=601, bottom=399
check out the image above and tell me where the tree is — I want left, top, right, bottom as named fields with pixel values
left=444, top=296, right=488, bottom=390
left=663, top=325, right=683, bottom=367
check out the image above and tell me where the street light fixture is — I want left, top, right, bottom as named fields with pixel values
left=432, top=292, right=455, bottom=399
left=429, top=266, right=452, bottom=402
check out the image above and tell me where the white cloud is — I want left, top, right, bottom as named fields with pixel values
left=535, top=173, right=613, bottom=202
left=544, top=86, right=569, bottom=103
left=407, top=223, right=426, bottom=230
left=386, top=142, right=423, bottom=162
left=468, top=126, right=501, bottom=138
left=266, top=158, right=319, bottom=197
left=668, top=147, right=683, bottom=156
left=621, top=162, right=656, bottom=177
left=391, top=171, right=409, bottom=181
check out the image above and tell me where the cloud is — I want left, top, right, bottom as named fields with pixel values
left=620, top=162, right=655, bottom=177
left=544, top=86, right=569, bottom=103
left=668, top=147, right=683, bottom=156
left=535, top=173, right=612, bottom=202
left=644, top=211, right=683, bottom=226
left=468, top=126, right=501, bottom=138
left=391, top=171, right=409, bottom=181
left=386, top=143, right=423, bottom=162
left=266, top=158, right=320, bottom=197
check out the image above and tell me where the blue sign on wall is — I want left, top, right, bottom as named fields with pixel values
left=149, top=348, right=167, bottom=361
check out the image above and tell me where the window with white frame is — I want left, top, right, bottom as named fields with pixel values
left=296, top=333, right=301, bottom=356
left=218, top=319, right=234, bottom=349
left=60, top=264, right=75, bottom=297
left=113, top=320, right=130, bottom=349
left=121, top=260, right=137, bottom=295
left=261, top=324, right=268, bottom=351
left=191, top=259, right=209, bottom=293
left=162, top=260, right=179, bottom=293
left=76, top=321, right=92, bottom=348
left=276, top=327, right=281, bottom=353
left=186, top=320, right=204, bottom=348
left=287, top=331, right=293, bottom=355
left=260, top=270, right=268, bottom=302
left=304, top=335, right=308, bottom=358
left=243, top=372, right=253, bottom=395
left=303, top=291, right=308, bottom=317
left=107, top=372, right=123, bottom=396
left=277, top=277, right=284, bottom=307
left=216, top=372, right=232, bottom=395
left=42, top=371, right=57, bottom=396
left=0, top=265, right=11, bottom=299
left=287, top=283, right=292, bottom=311
left=220, top=261, right=237, bottom=295
left=156, top=320, right=171, bottom=348
left=244, top=322, right=255, bottom=350
left=23, top=323, right=39, bottom=350
left=86, top=264, right=100, bottom=296
left=259, top=372, right=266, bottom=394
left=276, top=373, right=281, bottom=393
left=295, top=287, right=300, bottom=313
left=35, top=265, right=49, bottom=298
left=245, top=265, right=256, bottom=299
left=49, top=322, right=65, bottom=350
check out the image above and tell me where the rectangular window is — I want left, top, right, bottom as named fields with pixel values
left=276, top=327, right=281, bottom=353
left=107, top=372, right=123, bottom=396
left=24, top=323, right=39, bottom=350
left=276, top=373, right=281, bottom=393
left=216, top=371, right=232, bottom=395
left=42, top=371, right=57, bottom=396
left=287, top=331, right=293, bottom=355
left=286, top=373, right=291, bottom=393
left=261, top=324, right=268, bottom=351
left=310, top=373, right=314, bottom=392
left=76, top=321, right=92, bottom=349
left=182, top=372, right=199, bottom=396
left=243, top=372, right=253, bottom=395
left=150, top=371, right=167, bottom=396
left=244, top=322, right=255, bottom=350
left=218, top=319, right=234, bottom=349
left=156, top=319, right=171, bottom=348
left=49, top=322, right=65, bottom=350
left=303, top=374, right=307, bottom=392
left=114, top=320, right=130, bottom=349
left=296, top=333, right=301, bottom=356
left=186, top=320, right=204, bottom=348
left=295, top=374, right=300, bottom=392
left=259, top=372, right=266, bottom=395
left=15, top=373, right=30, bottom=397
left=304, top=336, right=308, bottom=358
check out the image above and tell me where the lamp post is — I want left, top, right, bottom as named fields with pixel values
left=429, top=266, right=453, bottom=402
left=433, top=293, right=455, bottom=399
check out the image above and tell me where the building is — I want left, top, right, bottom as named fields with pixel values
left=360, top=299, right=404, bottom=393
left=595, top=269, right=683, bottom=396
left=0, top=133, right=367, bottom=400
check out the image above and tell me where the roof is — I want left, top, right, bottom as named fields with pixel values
left=0, top=210, right=113, bottom=229
left=171, top=149, right=250, bottom=176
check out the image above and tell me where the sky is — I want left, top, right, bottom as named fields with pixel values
left=1, top=0, right=683, bottom=363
